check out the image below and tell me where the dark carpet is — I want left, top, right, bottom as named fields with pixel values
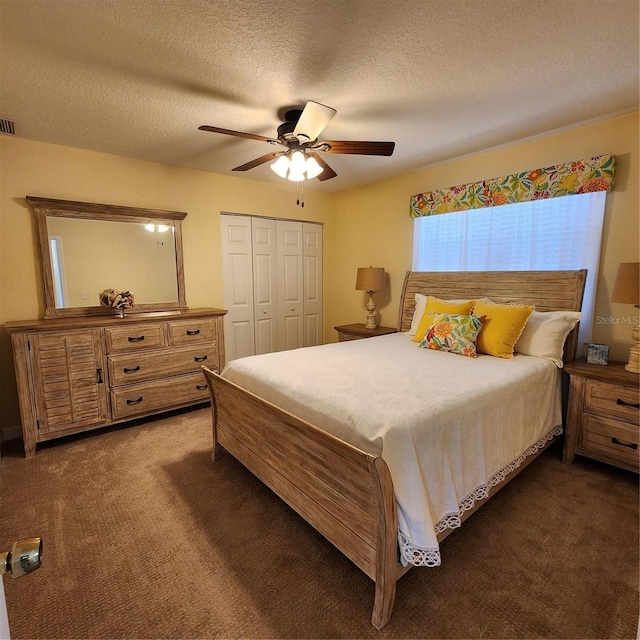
left=1, top=407, right=637, bottom=639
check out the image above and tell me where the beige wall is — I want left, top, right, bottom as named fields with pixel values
left=328, top=112, right=639, bottom=362
left=1, top=112, right=638, bottom=431
left=0, top=136, right=333, bottom=428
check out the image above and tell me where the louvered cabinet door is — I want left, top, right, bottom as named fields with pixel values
left=30, top=329, right=108, bottom=435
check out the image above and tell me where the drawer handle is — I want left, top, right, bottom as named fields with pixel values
left=611, top=437, right=638, bottom=450
left=96, top=368, right=103, bottom=384
left=126, top=397, right=143, bottom=405
left=128, top=336, right=145, bottom=343
left=186, top=329, right=200, bottom=336
left=123, top=366, right=141, bottom=374
left=616, top=398, right=640, bottom=409
left=196, top=384, right=207, bottom=391
left=194, top=355, right=208, bottom=362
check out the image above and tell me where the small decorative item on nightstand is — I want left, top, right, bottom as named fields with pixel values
left=355, top=267, right=386, bottom=329
left=611, top=262, right=640, bottom=373
left=587, top=343, right=610, bottom=365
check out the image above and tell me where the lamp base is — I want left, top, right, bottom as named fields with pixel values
left=365, top=292, right=378, bottom=329
left=624, top=324, right=640, bottom=373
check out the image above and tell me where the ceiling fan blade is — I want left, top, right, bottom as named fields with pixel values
left=309, top=153, right=337, bottom=181
left=198, top=125, right=276, bottom=144
left=293, top=101, right=337, bottom=142
left=232, top=152, right=280, bottom=172
left=321, top=140, right=395, bottom=156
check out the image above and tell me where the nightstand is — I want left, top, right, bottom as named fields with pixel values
left=334, top=323, right=397, bottom=342
left=563, top=358, right=639, bottom=472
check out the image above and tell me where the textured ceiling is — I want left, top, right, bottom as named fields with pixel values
left=1, top=0, right=638, bottom=192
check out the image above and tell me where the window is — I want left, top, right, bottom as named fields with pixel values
left=412, top=191, right=606, bottom=349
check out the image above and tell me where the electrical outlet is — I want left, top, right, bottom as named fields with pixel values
left=81, top=291, right=91, bottom=300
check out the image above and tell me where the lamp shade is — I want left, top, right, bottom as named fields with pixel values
left=611, top=262, right=640, bottom=305
left=270, top=155, right=290, bottom=178
left=305, top=155, right=323, bottom=179
left=355, top=267, right=385, bottom=292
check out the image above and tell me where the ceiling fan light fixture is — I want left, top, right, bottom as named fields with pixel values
left=289, top=151, right=306, bottom=172
left=270, top=155, right=290, bottom=178
left=286, top=151, right=307, bottom=181
left=305, top=156, right=323, bottom=179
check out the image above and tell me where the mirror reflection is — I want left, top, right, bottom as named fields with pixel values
left=46, top=217, right=179, bottom=309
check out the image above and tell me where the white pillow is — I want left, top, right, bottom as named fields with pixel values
left=407, top=294, right=428, bottom=336
left=515, top=310, right=581, bottom=367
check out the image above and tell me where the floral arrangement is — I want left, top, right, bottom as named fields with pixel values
left=99, top=289, right=134, bottom=312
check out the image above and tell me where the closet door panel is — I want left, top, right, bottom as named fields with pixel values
left=303, top=223, right=323, bottom=347
left=252, top=217, right=278, bottom=355
left=283, top=315, right=303, bottom=351
left=221, top=216, right=255, bottom=361
left=276, top=221, right=304, bottom=352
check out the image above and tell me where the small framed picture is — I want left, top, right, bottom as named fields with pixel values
left=587, top=343, right=610, bottom=365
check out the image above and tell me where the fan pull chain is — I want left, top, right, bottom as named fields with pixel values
left=296, top=181, right=305, bottom=208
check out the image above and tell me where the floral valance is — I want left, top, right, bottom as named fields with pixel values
left=410, top=154, right=615, bottom=218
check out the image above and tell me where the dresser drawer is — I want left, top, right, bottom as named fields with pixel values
left=105, top=324, right=165, bottom=353
left=110, top=372, right=209, bottom=419
left=108, top=344, right=218, bottom=387
left=579, top=414, right=639, bottom=468
left=585, top=380, right=640, bottom=425
left=167, top=319, right=217, bottom=346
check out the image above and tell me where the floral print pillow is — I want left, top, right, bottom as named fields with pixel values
left=419, top=312, right=485, bottom=358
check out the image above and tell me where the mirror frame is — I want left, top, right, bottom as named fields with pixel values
left=27, top=196, right=188, bottom=319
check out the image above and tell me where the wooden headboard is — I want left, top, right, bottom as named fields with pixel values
left=397, top=270, right=587, bottom=362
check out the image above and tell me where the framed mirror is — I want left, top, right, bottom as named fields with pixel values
left=27, top=196, right=188, bottom=318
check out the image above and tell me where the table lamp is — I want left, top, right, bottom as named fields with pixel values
left=611, top=262, right=640, bottom=373
left=355, top=267, right=386, bottom=329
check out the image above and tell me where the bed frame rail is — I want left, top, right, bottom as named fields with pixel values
left=202, top=368, right=399, bottom=629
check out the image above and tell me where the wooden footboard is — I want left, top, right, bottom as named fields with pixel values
left=202, top=368, right=400, bottom=629
left=204, top=366, right=562, bottom=628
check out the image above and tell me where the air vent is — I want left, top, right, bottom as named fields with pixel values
left=0, top=118, right=18, bottom=136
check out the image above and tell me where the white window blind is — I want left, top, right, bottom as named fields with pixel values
left=412, top=191, right=606, bottom=350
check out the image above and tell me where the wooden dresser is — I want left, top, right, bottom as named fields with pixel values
left=563, top=358, right=639, bottom=472
left=4, top=309, right=226, bottom=457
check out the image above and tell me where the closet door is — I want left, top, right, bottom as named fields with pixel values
left=220, top=216, right=255, bottom=362
left=276, top=220, right=304, bottom=352
left=251, top=217, right=278, bottom=355
left=303, top=223, right=323, bottom=347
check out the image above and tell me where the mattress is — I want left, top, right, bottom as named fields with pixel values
left=221, top=333, right=562, bottom=566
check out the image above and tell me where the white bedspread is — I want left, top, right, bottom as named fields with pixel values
left=221, top=333, right=562, bottom=567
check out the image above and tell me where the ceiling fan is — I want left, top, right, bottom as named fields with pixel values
left=198, top=100, right=395, bottom=182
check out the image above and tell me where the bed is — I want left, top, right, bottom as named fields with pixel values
left=202, top=270, right=586, bottom=629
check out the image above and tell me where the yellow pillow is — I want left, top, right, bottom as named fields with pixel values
left=472, top=299, right=535, bottom=358
left=411, top=296, right=475, bottom=342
